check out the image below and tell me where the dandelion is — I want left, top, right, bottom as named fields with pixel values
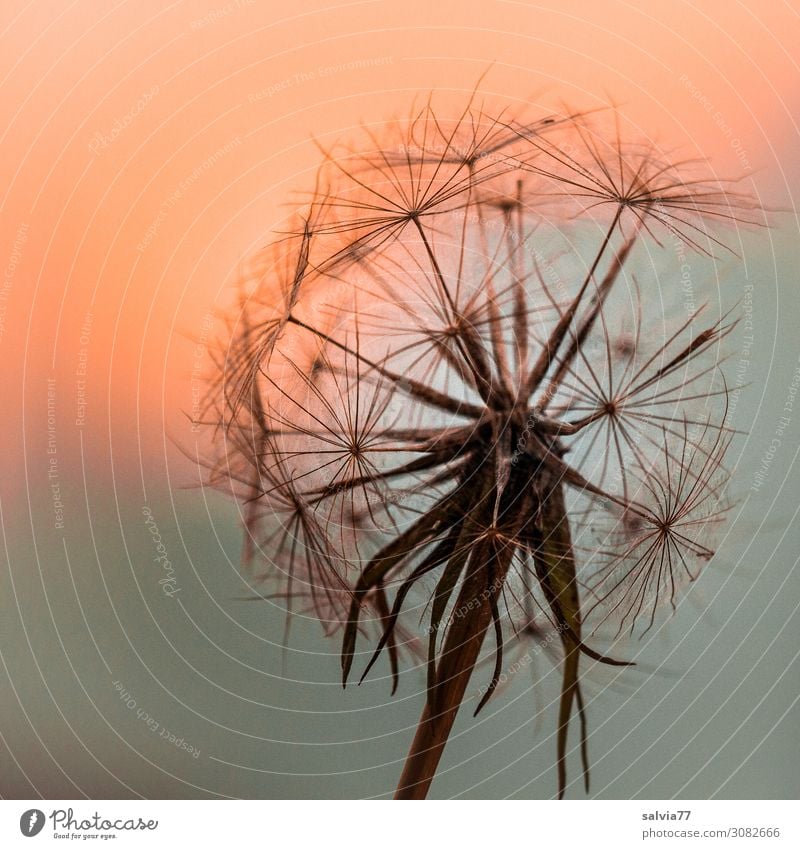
left=201, top=96, right=759, bottom=799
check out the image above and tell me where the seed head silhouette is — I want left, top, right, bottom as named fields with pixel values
left=200, top=94, right=760, bottom=799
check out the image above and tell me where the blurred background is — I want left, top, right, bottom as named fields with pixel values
left=1, top=0, right=799, bottom=799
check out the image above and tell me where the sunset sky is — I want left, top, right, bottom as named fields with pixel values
left=1, top=0, right=798, bottom=799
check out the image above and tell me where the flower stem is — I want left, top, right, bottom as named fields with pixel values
left=394, top=538, right=513, bottom=799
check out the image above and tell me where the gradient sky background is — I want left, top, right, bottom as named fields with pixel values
left=1, top=0, right=799, bottom=799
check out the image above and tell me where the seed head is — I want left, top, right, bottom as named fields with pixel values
left=201, top=96, right=759, bottom=799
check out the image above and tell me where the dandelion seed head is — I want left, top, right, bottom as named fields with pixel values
left=198, top=94, right=759, bottom=798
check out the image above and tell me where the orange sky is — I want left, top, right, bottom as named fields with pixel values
left=0, top=0, right=798, bottom=499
